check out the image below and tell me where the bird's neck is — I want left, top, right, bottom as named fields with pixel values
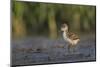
left=63, top=30, right=68, bottom=34
left=63, top=30, right=69, bottom=38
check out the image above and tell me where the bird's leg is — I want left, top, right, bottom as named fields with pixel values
left=70, top=45, right=77, bottom=54
left=74, top=45, right=79, bottom=54
left=68, top=44, right=76, bottom=54
left=67, top=44, right=74, bottom=54
left=67, top=44, right=71, bottom=54
left=72, top=45, right=75, bottom=54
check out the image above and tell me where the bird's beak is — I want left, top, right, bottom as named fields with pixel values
left=58, top=30, right=63, bottom=33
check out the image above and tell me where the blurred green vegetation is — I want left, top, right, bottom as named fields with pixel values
left=12, top=0, right=96, bottom=39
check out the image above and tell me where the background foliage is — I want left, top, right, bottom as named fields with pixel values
left=12, top=0, right=96, bottom=39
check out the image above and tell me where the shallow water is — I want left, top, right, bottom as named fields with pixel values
left=11, top=34, right=96, bottom=66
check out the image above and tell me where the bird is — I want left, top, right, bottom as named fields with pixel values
left=61, top=23, right=80, bottom=54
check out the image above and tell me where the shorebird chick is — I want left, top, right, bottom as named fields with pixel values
left=61, top=23, right=80, bottom=53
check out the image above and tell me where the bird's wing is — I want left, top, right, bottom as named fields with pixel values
left=68, top=32, right=79, bottom=40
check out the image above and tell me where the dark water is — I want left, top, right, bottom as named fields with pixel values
left=11, top=34, right=96, bottom=66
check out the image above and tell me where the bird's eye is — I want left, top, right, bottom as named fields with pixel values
left=62, top=24, right=66, bottom=28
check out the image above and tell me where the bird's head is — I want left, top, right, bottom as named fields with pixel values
left=61, top=23, right=68, bottom=32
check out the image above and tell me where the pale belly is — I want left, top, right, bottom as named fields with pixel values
left=64, top=37, right=79, bottom=45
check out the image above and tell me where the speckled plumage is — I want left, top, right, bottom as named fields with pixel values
left=61, top=23, right=80, bottom=53
left=65, top=32, right=80, bottom=45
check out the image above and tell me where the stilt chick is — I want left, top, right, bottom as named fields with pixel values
left=61, top=23, right=80, bottom=53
